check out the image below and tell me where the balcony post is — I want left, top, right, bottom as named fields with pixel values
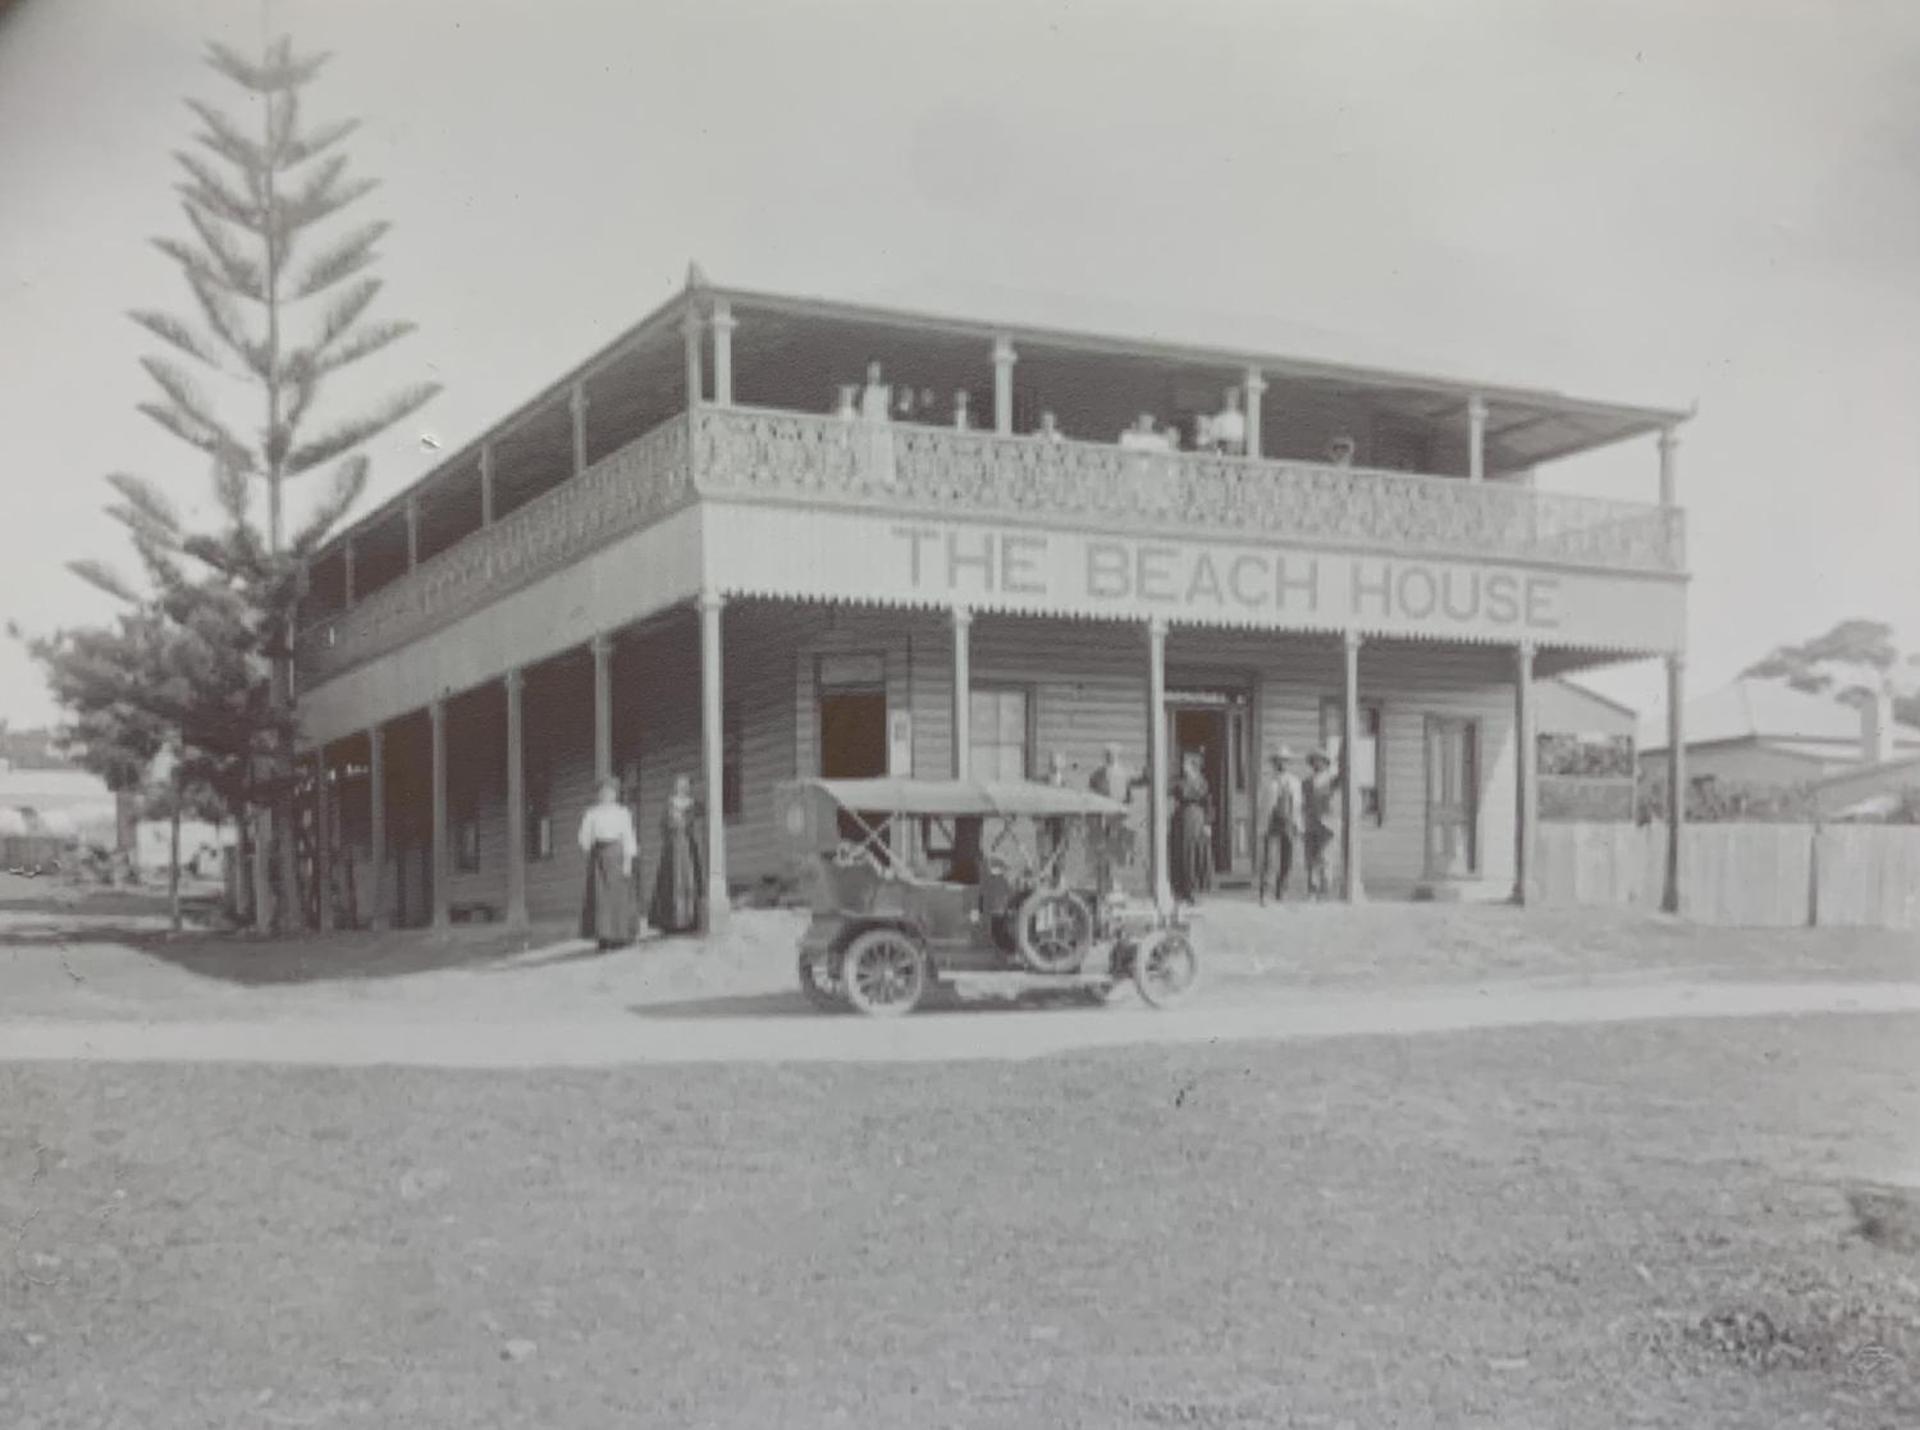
left=570, top=383, right=589, bottom=477
left=1662, top=652, right=1687, bottom=914
left=950, top=605, right=973, bottom=777
left=367, top=724, right=387, bottom=930
left=504, top=667, right=528, bottom=928
left=1658, top=425, right=1679, bottom=507
left=479, top=442, right=495, bottom=526
left=591, top=633, right=614, bottom=785
left=711, top=298, right=736, bottom=406
left=682, top=307, right=705, bottom=412
left=698, top=590, right=731, bottom=933
left=1243, top=367, right=1267, bottom=458
left=429, top=697, right=450, bottom=929
left=342, top=541, right=355, bottom=606
left=1146, top=617, right=1173, bottom=912
left=315, top=745, right=334, bottom=932
left=992, top=335, right=1017, bottom=435
left=405, top=498, right=420, bottom=570
left=1340, top=630, right=1366, bottom=903
left=1467, top=393, right=1488, bottom=483
left=1512, top=642, right=1537, bottom=906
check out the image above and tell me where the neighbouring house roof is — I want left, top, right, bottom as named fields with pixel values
left=1815, top=752, right=1920, bottom=791
left=1639, top=678, right=1920, bottom=755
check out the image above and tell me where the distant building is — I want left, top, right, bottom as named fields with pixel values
left=1535, top=679, right=1638, bottom=820
left=1639, top=679, right=1920, bottom=795
left=0, top=762, right=117, bottom=842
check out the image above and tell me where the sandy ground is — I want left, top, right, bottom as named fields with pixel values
left=4, top=1017, right=1917, bottom=1429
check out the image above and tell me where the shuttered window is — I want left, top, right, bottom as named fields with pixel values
left=969, top=686, right=1031, bottom=782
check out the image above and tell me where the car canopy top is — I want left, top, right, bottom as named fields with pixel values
left=796, top=777, right=1129, bottom=820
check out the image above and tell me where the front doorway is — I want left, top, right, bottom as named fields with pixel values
left=819, top=691, right=888, bottom=779
left=1165, top=688, right=1253, bottom=881
left=1423, top=716, right=1480, bottom=880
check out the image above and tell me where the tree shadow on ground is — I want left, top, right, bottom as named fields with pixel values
left=629, top=983, right=1118, bottom=1021
left=0, top=915, right=586, bottom=987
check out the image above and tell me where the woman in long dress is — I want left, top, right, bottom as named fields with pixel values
left=577, top=777, right=639, bottom=948
left=649, top=773, right=705, bottom=935
left=1170, top=750, right=1215, bottom=905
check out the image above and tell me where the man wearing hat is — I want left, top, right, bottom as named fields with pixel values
left=1089, top=742, right=1147, bottom=898
left=1258, top=746, right=1304, bottom=904
left=1301, top=746, right=1346, bottom=899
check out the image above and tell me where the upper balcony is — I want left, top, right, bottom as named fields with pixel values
left=296, top=279, right=1690, bottom=689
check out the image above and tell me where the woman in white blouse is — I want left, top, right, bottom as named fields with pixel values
left=577, top=777, right=639, bottom=948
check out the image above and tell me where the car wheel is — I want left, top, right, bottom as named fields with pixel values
left=1014, top=890, right=1093, bottom=975
left=841, top=927, right=929, bottom=1017
left=1132, top=929, right=1199, bottom=1009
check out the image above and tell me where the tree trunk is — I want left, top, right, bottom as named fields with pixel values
left=168, top=794, right=182, bottom=935
left=278, top=790, right=300, bottom=932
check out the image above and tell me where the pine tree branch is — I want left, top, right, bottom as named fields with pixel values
left=283, top=160, right=378, bottom=232
left=291, top=227, right=388, bottom=301
left=137, top=401, right=249, bottom=470
left=282, top=117, right=358, bottom=168
left=315, top=320, right=415, bottom=377
left=103, top=473, right=183, bottom=539
left=175, top=152, right=262, bottom=232
left=183, top=204, right=267, bottom=301
left=290, top=455, right=369, bottom=553
left=178, top=266, right=269, bottom=382
left=185, top=98, right=269, bottom=172
left=129, top=310, right=219, bottom=368
left=138, top=357, right=252, bottom=461
left=284, top=382, right=440, bottom=477
left=68, top=559, right=141, bottom=605
left=205, top=38, right=329, bottom=95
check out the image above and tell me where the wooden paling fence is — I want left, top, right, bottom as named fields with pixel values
left=1534, top=822, right=1920, bottom=929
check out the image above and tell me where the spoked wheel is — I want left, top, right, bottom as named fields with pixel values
left=1132, top=929, right=1200, bottom=1009
left=1014, top=890, right=1094, bottom=975
left=797, top=947, right=844, bottom=1012
left=840, top=927, right=930, bottom=1017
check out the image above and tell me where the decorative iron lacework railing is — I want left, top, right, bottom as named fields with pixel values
left=296, top=415, right=694, bottom=684
left=691, top=406, right=1685, bottom=575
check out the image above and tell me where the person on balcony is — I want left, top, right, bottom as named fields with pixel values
left=1169, top=749, right=1215, bottom=907
left=859, top=361, right=892, bottom=422
left=953, top=389, right=973, bottom=431
left=1327, top=433, right=1357, bottom=467
left=1204, top=388, right=1247, bottom=455
left=1035, top=411, right=1065, bottom=443
left=832, top=384, right=858, bottom=421
left=1119, top=413, right=1170, bottom=451
left=649, top=773, right=705, bottom=936
left=576, top=777, right=639, bottom=949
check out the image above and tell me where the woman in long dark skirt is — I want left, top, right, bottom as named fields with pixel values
left=1170, top=749, right=1215, bottom=905
left=577, top=777, right=639, bottom=948
left=649, top=773, right=705, bottom=935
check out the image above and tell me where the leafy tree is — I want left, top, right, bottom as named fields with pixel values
left=1743, top=618, right=1920, bottom=727
left=23, top=36, right=437, bottom=931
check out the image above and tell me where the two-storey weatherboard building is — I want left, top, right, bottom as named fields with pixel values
left=293, top=269, right=1693, bottom=931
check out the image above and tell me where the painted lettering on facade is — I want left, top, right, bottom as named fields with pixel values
left=888, top=524, right=1561, bottom=632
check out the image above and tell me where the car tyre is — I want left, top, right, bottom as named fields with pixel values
left=841, top=927, right=929, bottom=1017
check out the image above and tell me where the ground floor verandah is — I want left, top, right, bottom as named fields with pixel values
left=301, top=599, right=1671, bottom=931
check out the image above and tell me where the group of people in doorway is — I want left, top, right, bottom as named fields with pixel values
left=575, top=773, right=706, bottom=949
left=837, top=363, right=1359, bottom=466
left=1036, top=738, right=1347, bottom=909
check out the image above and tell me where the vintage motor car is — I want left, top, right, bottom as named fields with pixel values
left=774, top=776, right=1200, bottom=1016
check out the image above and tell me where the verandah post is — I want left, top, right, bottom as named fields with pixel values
left=429, top=698, right=449, bottom=929
left=951, top=605, right=972, bottom=778
left=1663, top=652, right=1686, bottom=914
left=504, top=667, right=528, bottom=929
left=1341, top=629, right=1366, bottom=903
left=1146, top=617, right=1173, bottom=911
left=367, top=724, right=387, bottom=930
left=698, top=591, right=731, bottom=933
left=1513, top=642, right=1537, bottom=906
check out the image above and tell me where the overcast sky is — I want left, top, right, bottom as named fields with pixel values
left=2, top=0, right=1916, bottom=728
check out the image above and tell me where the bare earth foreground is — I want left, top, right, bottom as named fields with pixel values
left=3, top=886, right=1918, bottom=1428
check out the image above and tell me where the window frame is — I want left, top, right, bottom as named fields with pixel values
left=968, top=682, right=1035, bottom=783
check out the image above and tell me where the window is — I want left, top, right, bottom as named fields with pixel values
left=1319, top=699, right=1385, bottom=824
left=723, top=697, right=744, bottom=820
left=969, top=686, right=1031, bottom=782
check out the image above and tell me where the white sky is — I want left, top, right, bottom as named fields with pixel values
left=2, top=0, right=1916, bottom=727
